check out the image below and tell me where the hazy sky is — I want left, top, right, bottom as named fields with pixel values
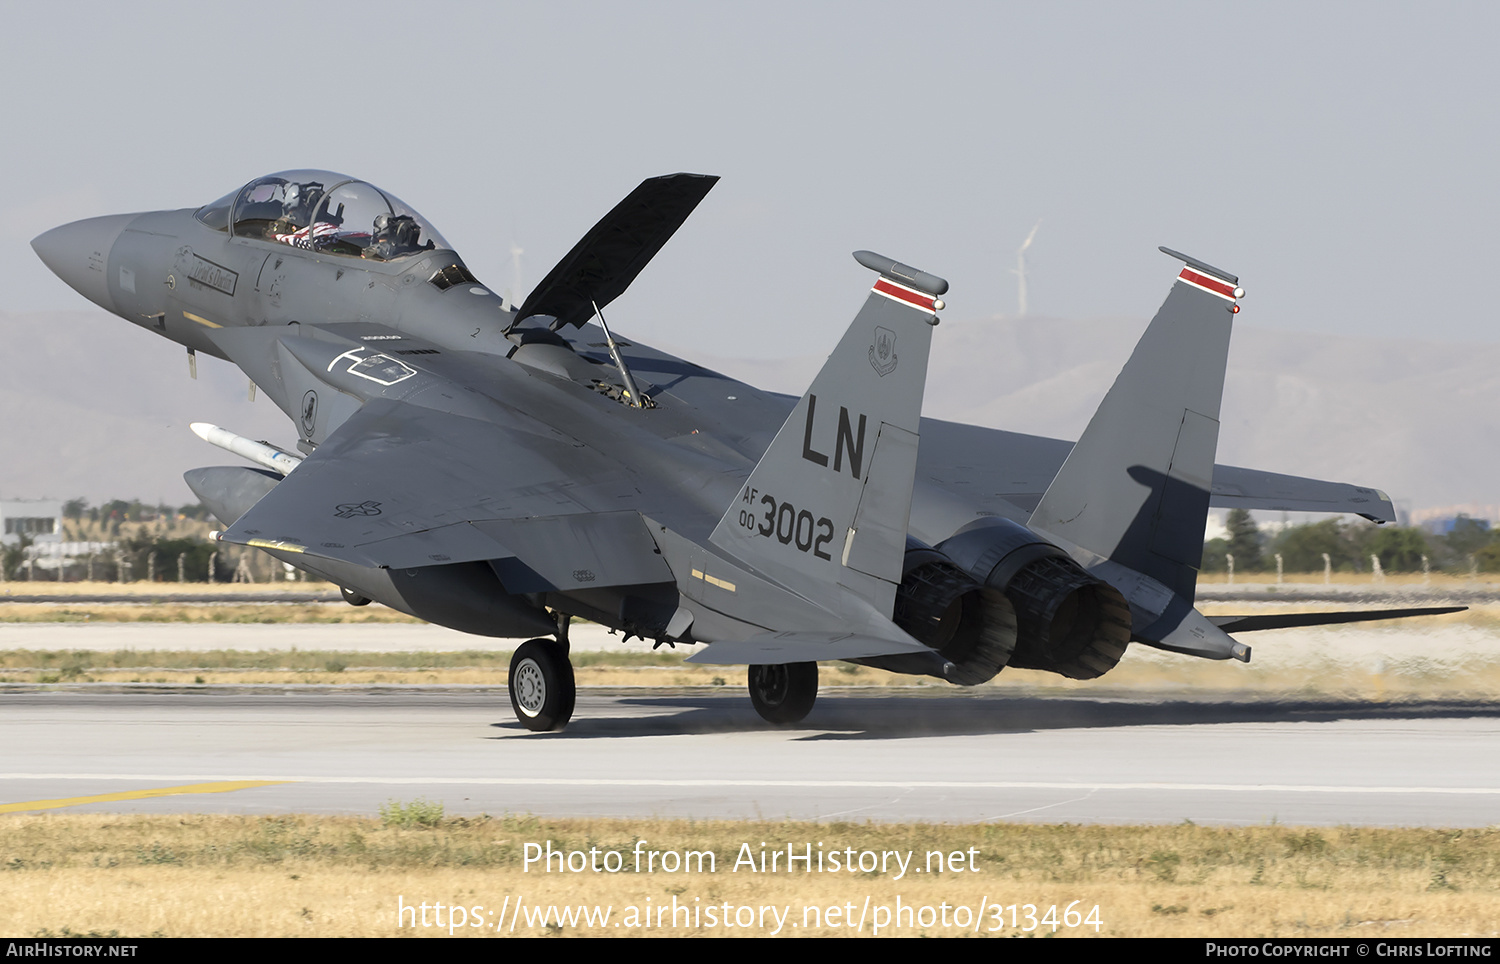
left=6, top=1, right=1498, bottom=357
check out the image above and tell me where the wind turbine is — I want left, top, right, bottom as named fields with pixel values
left=1012, top=220, right=1041, bottom=316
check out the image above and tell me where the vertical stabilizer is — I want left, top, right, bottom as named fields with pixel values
left=710, top=251, right=946, bottom=617
left=1029, top=248, right=1244, bottom=600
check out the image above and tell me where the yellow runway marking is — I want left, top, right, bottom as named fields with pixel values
left=0, top=780, right=289, bottom=814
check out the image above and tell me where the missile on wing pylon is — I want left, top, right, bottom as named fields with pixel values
left=190, top=422, right=302, bottom=477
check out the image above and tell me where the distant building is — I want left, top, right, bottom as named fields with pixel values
left=1, top=499, right=63, bottom=546
left=1420, top=515, right=1492, bottom=537
left=1410, top=504, right=1500, bottom=531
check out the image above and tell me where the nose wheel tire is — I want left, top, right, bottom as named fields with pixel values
left=747, top=662, right=818, bottom=724
left=509, top=639, right=576, bottom=731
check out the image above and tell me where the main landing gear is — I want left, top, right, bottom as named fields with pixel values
left=508, top=638, right=576, bottom=731
left=340, top=586, right=371, bottom=606
left=747, top=662, right=818, bottom=725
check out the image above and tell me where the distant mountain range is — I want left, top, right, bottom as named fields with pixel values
left=5, top=309, right=1496, bottom=515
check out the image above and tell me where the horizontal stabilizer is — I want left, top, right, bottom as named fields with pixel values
left=1210, top=466, right=1396, bottom=523
left=515, top=173, right=719, bottom=330
left=1209, top=606, right=1466, bottom=633
left=685, top=631, right=935, bottom=665
left=912, top=422, right=1399, bottom=523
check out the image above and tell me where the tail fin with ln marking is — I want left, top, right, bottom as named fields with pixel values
left=709, top=251, right=947, bottom=617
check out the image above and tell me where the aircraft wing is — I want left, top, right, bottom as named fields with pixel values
left=216, top=397, right=675, bottom=591
left=912, top=419, right=1398, bottom=523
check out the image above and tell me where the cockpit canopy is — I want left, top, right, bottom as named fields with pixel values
left=194, top=170, right=451, bottom=261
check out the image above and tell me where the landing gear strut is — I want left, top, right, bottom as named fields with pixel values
left=509, top=638, right=576, bottom=731
left=747, top=662, right=818, bottom=725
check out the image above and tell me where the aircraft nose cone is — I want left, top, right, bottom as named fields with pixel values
left=31, top=213, right=137, bottom=312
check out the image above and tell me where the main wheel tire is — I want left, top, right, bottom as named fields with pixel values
left=747, top=662, right=818, bottom=725
left=340, top=586, right=371, bottom=606
left=509, top=639, right=576, bottom=731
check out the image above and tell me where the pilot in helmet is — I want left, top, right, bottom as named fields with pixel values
left=281, top=181, right=325, bottom=228
left=366, top=212, right=433, bottom=260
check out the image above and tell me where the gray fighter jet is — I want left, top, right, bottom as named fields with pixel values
left=32, top=170, right=1458, bottom=730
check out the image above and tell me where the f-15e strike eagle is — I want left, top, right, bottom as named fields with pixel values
left=32, top=171, right=1457, bottom=730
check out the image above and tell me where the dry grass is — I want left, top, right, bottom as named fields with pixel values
left=0, top=602, right=420, bottom=623
left=1, top=815, right=1496, bottom=937
left=3, top=584, right=1496, bottom=937
left=1199, top=571, right=1500, bottom=590
left=0, top=579, right=374, bottom=625
left=4, top=647, right=1498, bottom=696
left=0, top=581, right=320, bottom=596
left=8, top=569, right=1496, bottom=595
left=4, top=569, right=1494, bottom=602
left=2, top=592, right=1496, bottom=694
left=2, top=601, right=1497, bottom=695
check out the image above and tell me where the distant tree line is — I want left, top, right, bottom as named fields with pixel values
left=63, top=499, right=211, bottom=524
left=1201, top=509, right=1500, bottom=574
left=4, top=497, right=258, bottom=582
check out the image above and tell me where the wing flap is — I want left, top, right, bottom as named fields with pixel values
left=353, top=522, right=512, bottom=569
left=472, top=513, right=673, bottom=591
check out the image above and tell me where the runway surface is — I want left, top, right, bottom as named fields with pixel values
left=3, top=689, right=1497, bottom=826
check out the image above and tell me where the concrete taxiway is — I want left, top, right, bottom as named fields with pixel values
left=2, top=689, right=1496, bottom=826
